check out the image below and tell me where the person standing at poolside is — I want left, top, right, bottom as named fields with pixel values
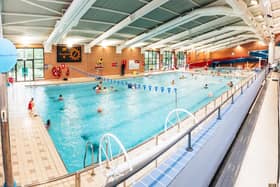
left=28, top=97, right=35, bottom=117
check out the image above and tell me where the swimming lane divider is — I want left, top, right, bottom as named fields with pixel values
left=101, top=77, right=177, bottom=94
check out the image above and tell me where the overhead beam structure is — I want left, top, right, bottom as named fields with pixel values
left=195, top=34, right=260, bottom=51
left=179, top=30, right=249, bottom=51
left=85, top=0, right=170, bottom=52
left=207, top=39, right=258, bottom=52
left=168, top=26, right=255, bottom=50
left=44, top=0, right=97, bottom=52
left=145, top=16, right=236, bottom=49
left=225, top=0, right=266, bottom=41
left=116, top=6, right=236, bottom=51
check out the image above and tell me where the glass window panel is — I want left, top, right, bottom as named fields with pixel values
left=25, top=48, right=33, bottom=59
left=12, top=48, right=44, bottom=81
left=34, top=59, right=44, bottom=79
left=17, top=49, right=24, bottom=59
left=34, top=48, right=43, bottom=59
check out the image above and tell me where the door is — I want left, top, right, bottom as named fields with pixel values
left=15, top=60, right=34, bottom=81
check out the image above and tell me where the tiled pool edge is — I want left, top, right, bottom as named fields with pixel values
left=169, top=70, right=265, bottom=187
left=133, top=70, right=265, bottom=187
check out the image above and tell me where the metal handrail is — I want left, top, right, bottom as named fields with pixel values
left=105, top=73, right=259, bottom=186
left=83, top=141, right=95, bottom=169
left=22, top=71, right=259, bottom=187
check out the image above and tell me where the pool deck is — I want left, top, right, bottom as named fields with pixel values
left=0, top=70, right=254, bottom=186
left=234, top=73, right=279, bottom=187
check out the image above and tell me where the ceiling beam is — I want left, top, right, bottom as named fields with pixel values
left=44, top=0, right=97, bottom=52
left=189, top=0, right=200, bottom=7
left=208, top=39, right=258, bottom=52
left=195, top=34, right=259, bottom=51
left=169, top=26, right=255, bottom=50
left=182, top=30, right=249, bottom=51
left=225, top=0, right=266, bottom=40
left=201, top=37, right=259, bottom=52
left=85, top=0, right=170, bottom=51
left=138, top=0, right=179, bottom=16
left=118, top=6, right=236, bottom=51
left=36, top=0, right=70, bottom=5
left=3, top=17, right=59, bottom=26
left=20, top=0, right=62, bottom=15
left=2, top=12, right=61, bottom=18
left=145, top=16, right=236, bottom=49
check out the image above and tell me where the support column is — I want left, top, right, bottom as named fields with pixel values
left=0, top=74, right=14, bottom=187
left=268, top=40, right=275, bottom=64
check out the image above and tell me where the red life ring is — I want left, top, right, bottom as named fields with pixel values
left=61, top=63, right=65, bottom=69
left=52, top=66, right=62, bottom=78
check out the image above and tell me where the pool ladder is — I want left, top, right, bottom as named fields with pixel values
left=83, top=141, right=95, bottom=175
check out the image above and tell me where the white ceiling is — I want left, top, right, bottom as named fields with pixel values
left=0, top=0, right=279, bottom=52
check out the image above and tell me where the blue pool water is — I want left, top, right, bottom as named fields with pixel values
left=33, top=72, right=240, bottom=172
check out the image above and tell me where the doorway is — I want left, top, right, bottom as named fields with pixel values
left=9, top=48, right=44, bottom=82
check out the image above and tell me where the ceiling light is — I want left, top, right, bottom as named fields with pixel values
left=21, top=36, right=31, bottom=46
left=65, top=39, right=74, bottom=48
left=251, top=0, right=258, bottom=5
left=257, top=40, right=265, bottom=45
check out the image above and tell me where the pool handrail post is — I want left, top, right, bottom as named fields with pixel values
left=186, top=132, right=193, bottom=152
left=231, top=94, right=234, bottom=104
left=217, top=107, right=221, bottom=120
left=106, top=143, right=110, bottom=169
left=75, top=172, right=80, bottom=187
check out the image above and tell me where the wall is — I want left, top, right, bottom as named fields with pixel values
left=210, top=41, right=268, bottom=59
left=188, top=50, right=211, bottom=63
left=44, top=45, right=144, bottom=79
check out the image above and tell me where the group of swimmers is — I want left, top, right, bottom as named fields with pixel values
left=93, top=81, right=117, bottom=93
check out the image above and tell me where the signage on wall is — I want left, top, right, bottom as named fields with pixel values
left=57, top=45, right=82, bottom=62
left=112, top=61, right=118, bottom=67
left=128, top=60, right=140, bottom=70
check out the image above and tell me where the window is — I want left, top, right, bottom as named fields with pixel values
left=177, top=51, right=186, bottom=68
left=163, top=51, right=174, bottom=70
left=11, top=48, right=44, bottom=81
left=144, top=51, right=159, bottom=71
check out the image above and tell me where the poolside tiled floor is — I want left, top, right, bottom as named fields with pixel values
left=0, top=83, right=68, bottom=186
left=234, top=73, right=279, bottom=187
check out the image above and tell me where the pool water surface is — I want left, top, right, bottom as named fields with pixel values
left=32, top=72, right=240, bottom=172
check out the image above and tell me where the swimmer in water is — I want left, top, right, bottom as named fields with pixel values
left=204, top=84, right=208, bottom=89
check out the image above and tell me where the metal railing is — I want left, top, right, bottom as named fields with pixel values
left=83, top=141, right=95, bottom=175
left=105, top=73, right=259, bottom=186
left=22, top=71, right=259, bottom=187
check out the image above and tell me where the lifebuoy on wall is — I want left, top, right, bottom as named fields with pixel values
left=52, top=66, right=62, bottom=78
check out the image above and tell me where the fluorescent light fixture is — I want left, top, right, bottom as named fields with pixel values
left=131, top=42, right=147, bottom=48
left=251, top=0, right=258, bottom=5
left=66, top=39, right=74, bottom=48
left=99, top=39, right=122, bottom=47
left=257, top=40, right=265, bottom=45
left=21, top=36, right=31, bottom=46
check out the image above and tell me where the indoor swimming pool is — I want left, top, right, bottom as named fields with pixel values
left=31, top=72, right=241, bottom=172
